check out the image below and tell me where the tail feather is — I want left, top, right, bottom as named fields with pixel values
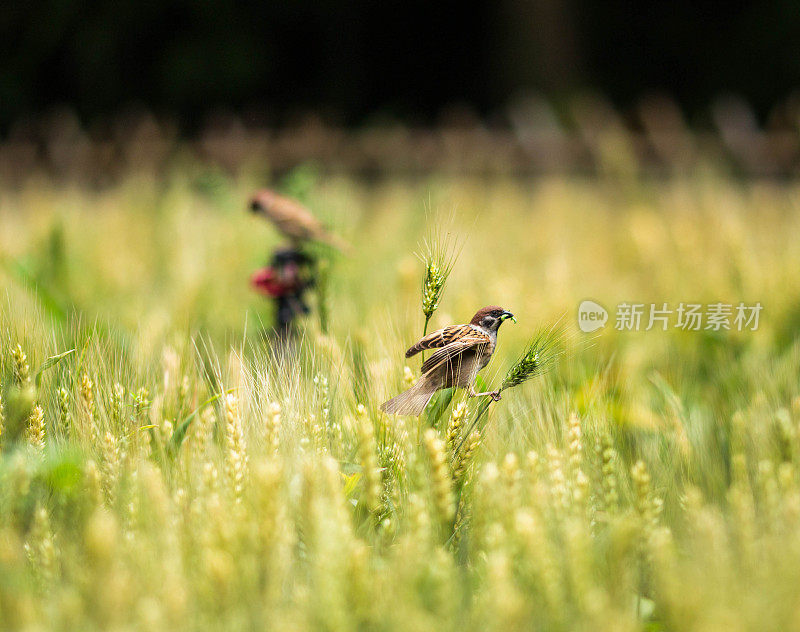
left=381, top=378, right=438, bottom=416
left=316, top=230, right=352, bottom=254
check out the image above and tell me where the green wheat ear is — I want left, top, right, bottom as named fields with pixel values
left=453, top=323, right=564, bottom=461
left=418, top=230, right=459, bottom=334
left=501, top=324, right=564, bottom=391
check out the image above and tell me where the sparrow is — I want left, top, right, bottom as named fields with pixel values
left=249, top=189, right=349, bottom=251
left=381, top=306, right=516, bottom=416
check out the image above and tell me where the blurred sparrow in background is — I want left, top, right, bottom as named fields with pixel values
left=381, top=305, right=516, bottom=415
left=249, top=189, right=349, bottom=251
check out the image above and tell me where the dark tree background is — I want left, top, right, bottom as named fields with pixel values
left=2, top=0, right=800, bottom=131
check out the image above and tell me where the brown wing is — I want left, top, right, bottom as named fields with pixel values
left=420, top=331, right=491, bottom=375
left=265, top=195, right=326, bottom=242
left=267, top=195, right=349, bottom=250
left=405, top=324, right=475, bottom=358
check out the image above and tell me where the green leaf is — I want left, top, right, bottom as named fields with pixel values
left=167, top=390, right=231, bottom=456
left=5, top=258, right=68, bottom=323
left=42, top=451, right=83, bottom=494
left=474, top=374, right=490, bottom=393
left=343, top=472, right=362, bottom=498
left=425, top=387, right=454, bottom=428
left=35, top=348, right=76, bottom=387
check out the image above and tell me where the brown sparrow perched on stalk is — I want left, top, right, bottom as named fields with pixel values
left=249, top=189, right=349, bottom=251
left=381, top=306, right=516, bottom=415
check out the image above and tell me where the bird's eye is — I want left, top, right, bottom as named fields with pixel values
left=249, top=200, right=261, bottom=213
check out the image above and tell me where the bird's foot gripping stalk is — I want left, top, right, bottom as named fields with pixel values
left=469, top=388, right=502, bottom=402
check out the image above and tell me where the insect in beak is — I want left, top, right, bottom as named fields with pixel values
left=501, top=311, right=516, bottom=323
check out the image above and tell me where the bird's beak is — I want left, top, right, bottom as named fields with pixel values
left=501, top=311, right=516, bottom=323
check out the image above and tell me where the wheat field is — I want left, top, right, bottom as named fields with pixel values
left=2, top=163, right=800, bottom=631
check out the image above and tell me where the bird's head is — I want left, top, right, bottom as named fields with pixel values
left=470, top=305, right=516, bottom=332
left=249, top=189, right=277, bottom=215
